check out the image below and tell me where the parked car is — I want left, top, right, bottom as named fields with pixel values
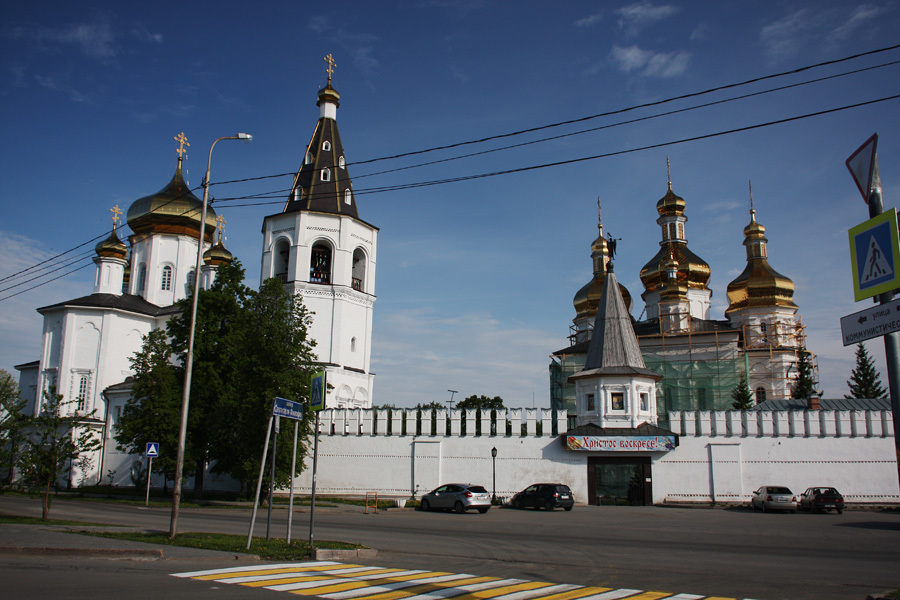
left=751, top=485, right=797, bottom=512
left=510, top=483, right=575, bottom=511
left=420, top=484, right=491, bottom=513
left=799, top=487, right=845, bottom=514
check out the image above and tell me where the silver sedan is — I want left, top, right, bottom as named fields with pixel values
left=751, top=485, right=798, bottom=512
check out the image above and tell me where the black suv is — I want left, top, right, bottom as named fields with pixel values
left=510, top=483, right=574, bottom=511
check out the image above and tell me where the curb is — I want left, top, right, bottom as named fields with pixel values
left=313, top=548, right=378, bottom=560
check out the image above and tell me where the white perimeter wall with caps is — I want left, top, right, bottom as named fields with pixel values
left=291, top=408, right=898, bottom=505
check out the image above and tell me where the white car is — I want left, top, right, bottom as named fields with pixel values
left=420, top=483, right=491, bottom=514
left=751, top=485, right=797, bottom=512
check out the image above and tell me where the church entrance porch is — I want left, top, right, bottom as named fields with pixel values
left=587, top=456, right=652, bottom=506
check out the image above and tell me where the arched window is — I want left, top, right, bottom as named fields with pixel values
left=339, top=155, right=345, bottom=169
left=310, top=243, right=332, bottom=284
left=137, top=264, right=147, bottom=292
left=755, top=387, right=766, bottom=403
left=186, top=269, right=196, bottom=292
left=352, top=248, right=365, bottom=291
left=344, top=188, right=352, bottom=205
left=274, top=239, right=290, bottom=282
left=322, top=140, right=331, bottom=151
left=351, top=337, right=357, bottom=352
left=668, top=223, right=677, bottom=240
left=161, top=265, right=173, bottom=291
left=661, top=225, right=668, bottom=241
left=321, top=167, right=331, bottom=182
left=677, top=222, right=684, bottom=239
left=305, top=152, right=313, bottom=165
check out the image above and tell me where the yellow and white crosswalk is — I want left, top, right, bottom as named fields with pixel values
left=171, top=561, right=745, bottom=600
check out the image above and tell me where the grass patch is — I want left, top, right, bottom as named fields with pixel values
left=81, top=530, right=364, bottom=561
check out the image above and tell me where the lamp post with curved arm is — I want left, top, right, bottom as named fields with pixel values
left=169, top=133, right=252, bottom=539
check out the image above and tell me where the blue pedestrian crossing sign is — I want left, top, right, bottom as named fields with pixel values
left=145, top=442, right=159, bottom=458
left=849, top=208, right=900, bottom=301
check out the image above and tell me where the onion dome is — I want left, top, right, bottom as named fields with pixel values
left=95, top=229, right=127, bottom=259
left=574, top=199, right=631, bottom=319
left=203, top=241, right=233, bottom=266
left=283, top=54, right=359, bottom=219
left=126, top=152, right=217, bottom=242
left=640, top=181, right=711, bottom=293
left=726, top=209, right=797, bottom=314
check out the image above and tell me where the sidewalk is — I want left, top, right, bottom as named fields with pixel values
left=0, top=523, right=261, bottom=561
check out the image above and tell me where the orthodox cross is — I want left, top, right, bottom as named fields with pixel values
left=174, top=132, right=190, bottom=158
left=324, top=53, right=336, bottom=84
left=748, top=180, right=755, bottom=213
left=216, top=214, right=227, bottom=243
left=666, top=155, right=672, bottom=189
left=110, top=204, right=122, bottom=230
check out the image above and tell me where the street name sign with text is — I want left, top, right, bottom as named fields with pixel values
left=840, top=300, right=900, bottom=345
left=272, top=397, right=303, bottom=420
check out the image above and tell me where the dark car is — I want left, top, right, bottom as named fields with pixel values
left=511, top=483, right=574, bottom=511
left=420, top=484, right=491, bottom=513
left=799, top=487, right=845, bottom=514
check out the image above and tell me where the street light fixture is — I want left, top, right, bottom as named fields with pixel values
left=491, top=446, right=498, bottom=504
left=169, top=133, right=252, bottom=539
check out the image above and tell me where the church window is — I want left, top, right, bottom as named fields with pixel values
left=344, top=188, right=352, bottom=205
left=586, top=393, right=595, bottom=411
left=640, top=393, right=649, bottom=411
left=697, top=388, right=708, bottom=410
left=661, top=225, right=668, bottom=240
left=137, top=264, right=147, bottom=292
left=322, top=140, right=331, bottom=151
left=677, top=222, right=684, bottom=239
left=351, top=337, right=357, bottom=352
left=73, top=371, right=91, bottom=413
left=352, top=248, right=365, bottom=291
left=339, top=155, right=345, bottom=169
left=274, top=239, right=290, bottom=282
left=161, top=265, right=173, bottom=291
left=310, top=243, right=332, bottom=284
left=668, top=223, right=677, bottom=240
left=321, top=167, right=331, bottom=182
left=186, top=269, right=196, bottom=292
left=305, top=152, right=313, bottom=165
left=756, top=387, right=766, bottom=403
left=611, top=392, right=625, bottom=411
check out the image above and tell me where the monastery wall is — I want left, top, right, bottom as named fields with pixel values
left=289, top=408, right=899, bottom=506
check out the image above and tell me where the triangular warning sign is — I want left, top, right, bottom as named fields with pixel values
left=861, top=235, right=892, bottom=284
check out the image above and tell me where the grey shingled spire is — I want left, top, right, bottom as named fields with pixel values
left=581, top=264, right=660, bottom=379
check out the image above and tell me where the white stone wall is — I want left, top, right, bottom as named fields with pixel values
left=288, top=408, right=898, bottom=506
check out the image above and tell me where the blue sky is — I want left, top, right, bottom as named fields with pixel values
left=2, top=1, right=899, bottom=407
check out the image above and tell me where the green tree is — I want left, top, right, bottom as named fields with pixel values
left=415, top=401, right=445, bottom=435
left=457, top=395, right=505, bottom=435
left=730, top=372, right=754, bottom=410
left=791, top=350, right=820, bottom=400
left=18, top=388, right=101, bottom=519
left=0, top=369, right=26, bottom=487
left=115, top=328, right=182, bottom=491
left=845, top=343, right=888, bottom=399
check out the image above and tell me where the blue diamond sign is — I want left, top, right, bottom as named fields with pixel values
left=849, top=208, right=900, bottom=302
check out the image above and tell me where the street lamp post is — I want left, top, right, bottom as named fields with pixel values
left=169, top=133, right=252, bottom=539
left=491, top=446, right=497, bottom=504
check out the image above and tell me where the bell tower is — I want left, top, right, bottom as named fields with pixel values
left=260, top=55, right=378, bottom=408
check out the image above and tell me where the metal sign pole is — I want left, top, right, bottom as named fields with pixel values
left=266, top=416, right=280, bottom=541
left=308, top=410, right=319, bottom=553
left=246, top=414, right=273, bottom=550
left=287, top=419, right=298, bottom=544
left=145, top=456, right=152, bottom=506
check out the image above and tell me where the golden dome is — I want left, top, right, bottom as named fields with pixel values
left=203, top=241, right=233, bottom=266
left=726, top=210, right=797, bottom=313
left=656, top=182, right=686, bottom=216
left=574, top=199, right=632, bottom=318
left=94, top=229, right=127, bottom=259
left=126, top=157, right=217, bottom=241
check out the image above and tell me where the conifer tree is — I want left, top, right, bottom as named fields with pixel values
left=731, top=372, right=754, bottom=410
left=791, top=350, right=820, bottom=400
left=845, top=343, right=887, bottom=399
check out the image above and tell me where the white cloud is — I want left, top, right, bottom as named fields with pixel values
left=611, top=45, right=690, bottom=78
left=575, top=13, right=603, bottom=28
left=833, top=4, right=886, bottom=40
left=372, top=308, right=561, bottom=408
left=615, top=2, right=680, bottom=36
left=760, top=9, right=814, bottom=62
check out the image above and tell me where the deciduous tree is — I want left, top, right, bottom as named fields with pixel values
left=0, top=369, right=26, bottom=487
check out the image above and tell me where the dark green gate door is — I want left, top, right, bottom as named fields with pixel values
left=587, top=456, right=651, bottom=506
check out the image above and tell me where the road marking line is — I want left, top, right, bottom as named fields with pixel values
left=564, top=591, right=643, bottom=600
left=444, top=580, right=557, bottom=600
left=322, top=573, right=478, bottom=599
left=171, top=560, right=343, bottom=578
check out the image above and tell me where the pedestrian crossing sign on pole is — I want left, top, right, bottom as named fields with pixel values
left=849, top=208, right=900, bottom=301
left=145, top=442, right=159, bottom=458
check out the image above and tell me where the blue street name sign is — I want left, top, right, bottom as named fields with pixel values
left=272, top=397, right=304, bottom=421
left=145, top=442, right=159, bottom=458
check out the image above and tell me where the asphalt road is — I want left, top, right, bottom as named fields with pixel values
left=1, top=495, right=898, bottom=600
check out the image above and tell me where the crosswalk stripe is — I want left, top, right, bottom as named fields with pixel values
left=170, top=563, right=739, bottom=600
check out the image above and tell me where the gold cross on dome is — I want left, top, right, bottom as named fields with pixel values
left=216, top=214, right=226, bottom=243
left=174, top=132, right=190, bottom=158
left=110, top=204, right=122, bottom=229
left=324, top=53, right=336, bottom=84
